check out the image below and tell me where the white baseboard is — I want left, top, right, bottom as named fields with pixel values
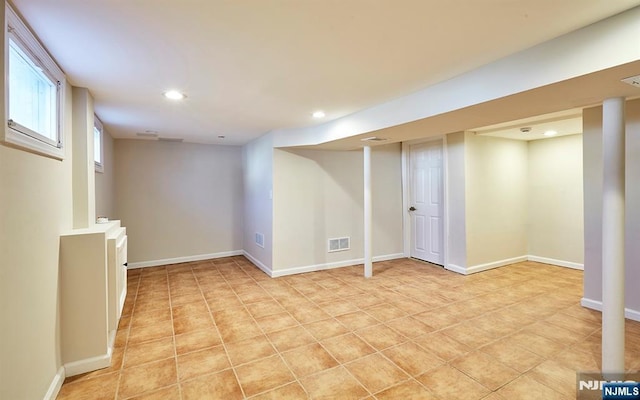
left=581, top=298, right=640, bottom=322
left=128, top=251, right=404, bottom=278
left=270, top=253, right=405, bottom=278
left=43, top=367, right=65, bottom=400
left=127, top=250, right=244, bottom=269
left=447, top=255, right=583, bottom=275
left=374, top=253, right=406, bottom=262
left=464, top=255, right=529, bottom=275
left=243, top=251, right=273, bottom=277
left=528, top=255, right=584, bottom=270
left=445, top=263, right=468, bottom=275
left=63, top=349, right=112, bottom=377
left=108, top=329, right=116, bottom=350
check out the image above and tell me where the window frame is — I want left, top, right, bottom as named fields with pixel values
left=2, top=3, right=66, bottom=159
left=94, top=115, right=104, bottom=173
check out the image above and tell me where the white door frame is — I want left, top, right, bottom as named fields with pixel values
left=401, top=136, right=449, bottom=268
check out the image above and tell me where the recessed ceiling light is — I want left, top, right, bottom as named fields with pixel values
left=544, top=130, right=558, bottom=136
left=163, top=90, right=186, bottom=100
left=360, top=137, right=387, bottom=142
left=312, top=111, right=325, bottom=118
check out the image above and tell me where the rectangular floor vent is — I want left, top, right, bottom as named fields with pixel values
left=255, top=232, right=265, bottom=248
left=328, top=237, right=350, bottom=253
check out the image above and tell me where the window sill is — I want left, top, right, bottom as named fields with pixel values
left=2, top=127, right=64, bottom=160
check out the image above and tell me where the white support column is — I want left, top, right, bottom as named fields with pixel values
left=602, top=97, right=626, bottom=380
left=364, top=145, right=373, bottom=278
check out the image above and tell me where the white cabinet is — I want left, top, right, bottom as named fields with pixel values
left=59, top=220, right=127, bottom=376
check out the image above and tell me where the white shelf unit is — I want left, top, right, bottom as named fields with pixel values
left=107, top=227, right=127, bottom=334
left=59, top=220, right=127, bottom=376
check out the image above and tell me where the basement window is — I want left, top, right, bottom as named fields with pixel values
left=2, top=3, right=66, bottom=159
left=94, top=116, right=103, bottom=172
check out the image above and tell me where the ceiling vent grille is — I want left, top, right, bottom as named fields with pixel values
left=135, top=132, right=158, bottom=138
left=158, top=137, right=183, bottom=142
left=621, top=74, right=640, bottom=88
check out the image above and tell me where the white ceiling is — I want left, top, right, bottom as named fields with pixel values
left=11, top=0, right=640, bottom=145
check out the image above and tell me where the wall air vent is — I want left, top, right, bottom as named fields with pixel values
left=622, top=74, right=640, bottom=88
left=328, top=237, right=350, bottom=253
left=255, top=233, right=265, bottom=248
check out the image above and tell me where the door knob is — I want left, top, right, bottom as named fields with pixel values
left=409, top=206, right=416, bottom=211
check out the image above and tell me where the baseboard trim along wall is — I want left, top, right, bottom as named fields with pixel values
left=269, top=253, right=405, bottom=278
left=448, top=255, right=584, bottom=275
left=581, top=297, right=640, bottom=322
left=445, top=264, right=468, bottom=275
left=242, top=251, right=272, bottom=276
left=127, top=250, right=244, bottom=269
left=467, top=255, right=529, bottom=274
left=447, top=255, right=528, bottom=275
left=43, top=367, right=65, bottom=400
left=528, top=255, right=584, bottom=270
left=129, top=250, right=583, bottom=277
left=63, top=350, right=112, bottom=377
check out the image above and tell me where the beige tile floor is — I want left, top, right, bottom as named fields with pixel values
left=56, top=257, right=640, bottom=399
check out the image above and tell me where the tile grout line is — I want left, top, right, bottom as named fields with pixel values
left=236, top=259, right=388, bottom=398
left=193, top=260, right=249, bottom=399
left=113, top=270, right=141, bottom=400
left=55, top=258, right=638, bottom=400
left=229, top=262, right=327, bottom=396
left=225, top=260, right=309, bottom=399
left=274, top=270, right=408, bottom=398
left=269, top=274, right=376, bottom=397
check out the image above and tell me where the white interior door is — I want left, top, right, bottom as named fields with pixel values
left=409, top=141, right=444, bottom=265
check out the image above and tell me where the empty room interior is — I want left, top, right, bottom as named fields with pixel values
left=2, top=1, right=640, bottom=399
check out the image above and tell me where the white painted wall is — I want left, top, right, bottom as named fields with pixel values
left=272, top=143, right=403, bottom=272
left=445, top=132, right=468, bottom=269
left=583, top=100, right=640, bottom=313
left=465, top=134, right=529, bottom=267
left=114, top=140, right=243, bottom=264
left=583, top=106, right=604, bottom=304
left=95, top=129, right=115, bottom=219
left=242, top=133, right=274, bottom=271
left=0, top=82, right=74, bottom=398
left=625, top=100, right=640, bottom=313
left=528, top=134, right=584, bottom=265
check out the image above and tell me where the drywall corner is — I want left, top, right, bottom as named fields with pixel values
left=242, top=132, right=274, bottom=271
